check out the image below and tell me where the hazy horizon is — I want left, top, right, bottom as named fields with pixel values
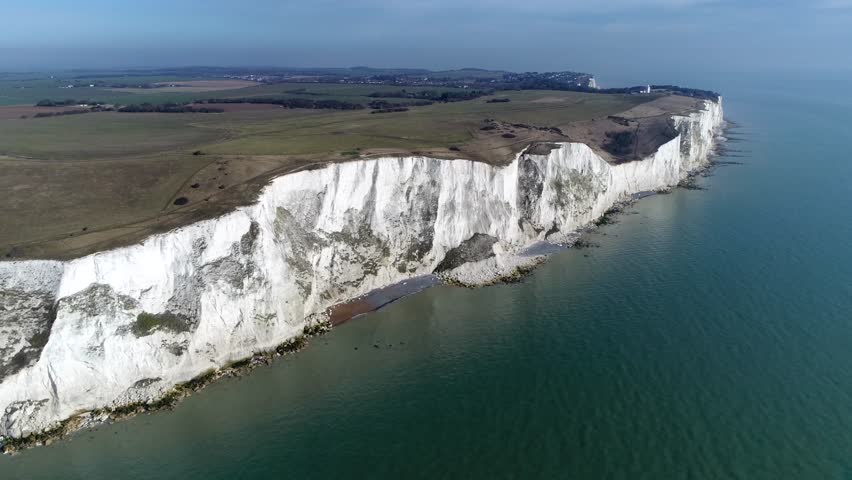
left=3, top=0, right=852, bottom=86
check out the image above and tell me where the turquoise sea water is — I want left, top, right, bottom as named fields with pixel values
left=2, top=73, right=852, bottom=479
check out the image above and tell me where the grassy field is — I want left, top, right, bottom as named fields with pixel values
left=0, top=76, right=133, bottom=106
left=0, top=77, right=491, bottom=107
left=0, top=89, right=651, bottom=160
left=0, top=113, right=222, bottom=159
left=0, top=85, right=677, bottom=259
left=0, top=154, right=211, bottom=249
left=204, top=90, right=653, bottom=158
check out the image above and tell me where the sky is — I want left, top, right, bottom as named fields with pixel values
left=1, top=0, right=851, bottom=84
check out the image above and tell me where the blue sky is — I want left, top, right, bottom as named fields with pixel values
left=1, top=0, right=850, bottom=82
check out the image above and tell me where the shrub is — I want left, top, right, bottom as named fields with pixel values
left=132, top=311, right=191, bottom=336
left=603, top=131, right=636, bottom=156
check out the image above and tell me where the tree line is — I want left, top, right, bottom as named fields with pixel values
left=196, top=97, right=365, bottom=110
left=367, top=99, right=433, bottom=109
left=32, top=110, right=89, bottom=118
left=367, top=89, right=493, bottom=102
left=117, top=103, right=225, bottom=113
left=36, top=99, right=105, bottom=107
left=370, top=107, right=409, bottom=114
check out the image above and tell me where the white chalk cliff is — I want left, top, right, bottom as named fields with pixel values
left=0, top=99, right=723, bottom=439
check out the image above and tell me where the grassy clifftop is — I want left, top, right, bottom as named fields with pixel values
left=0, top=80, right=699, bottom=260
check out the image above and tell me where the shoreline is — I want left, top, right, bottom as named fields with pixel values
left=327, top=275, right=442, bottom=325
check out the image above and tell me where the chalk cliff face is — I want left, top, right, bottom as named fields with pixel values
left=0, top=99, right=723, bottom=439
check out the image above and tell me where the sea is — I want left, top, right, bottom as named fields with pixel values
left=2, top=70, right=851, bottom=479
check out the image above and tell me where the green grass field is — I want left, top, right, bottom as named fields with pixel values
left=0, top=113, right=222, bottom=159
left=0, top=88, right=651, bottom=160
left=0, top=77, right=495, bottom=107
left=0, top=85, right=663, bottom=259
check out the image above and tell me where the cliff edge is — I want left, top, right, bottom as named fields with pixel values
left=0, top=98, right=723, bottom=443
